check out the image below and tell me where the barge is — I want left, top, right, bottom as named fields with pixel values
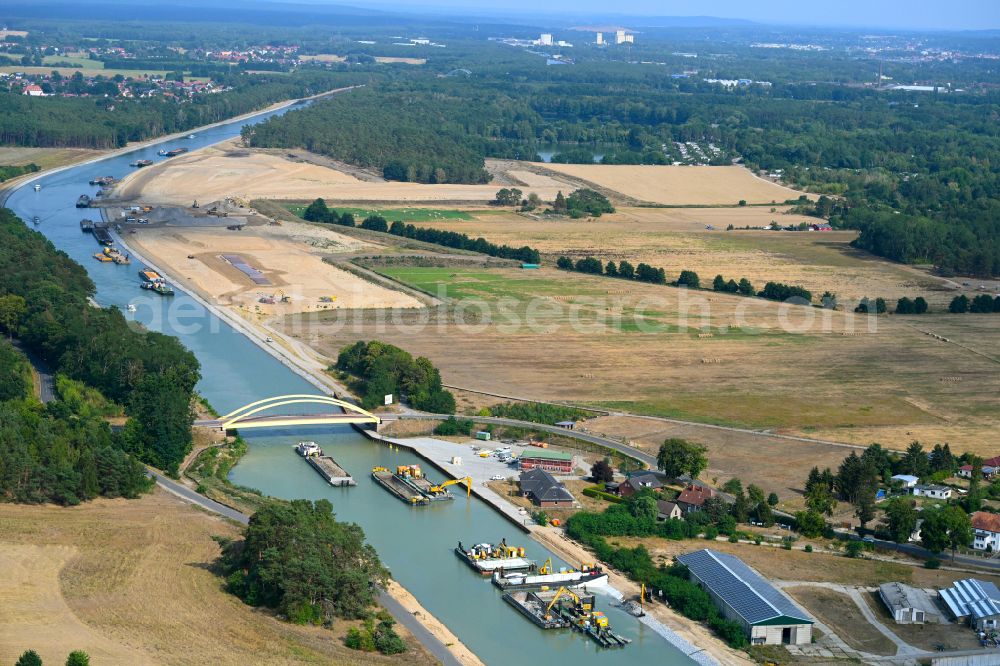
left=92, top=225, right=114, bottom=245
left=456, top=540, right=534, bottom=575
left=492, top=559, right=608, bottom=591
left=138, top=268, right=174, bottom=295
left=159, top=147, right=189, bottom=158
left=503, top=586, right=631, bottom=648
left=89, top=176, right=117, bottom=187
left=129, top=159, right=153, bottom=168
left=80, top=219, right=95, bottom=232
left=372, top=466, right=429, bottom=505
left=371, top=464, right=459, bottom=505
left=296, top=442, right=355, bottom=487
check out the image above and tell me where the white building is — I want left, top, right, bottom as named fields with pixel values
left=972, top=512, right=1000, bottom=552
left=538, top=33, right=553, bottom=46
left=879, top=582, right=940, bottom=624
left=913, top=484, right=952, bottom=500
left=595, top=32, right=603, bottom=45
left=614, top=30, right=634, bottom=45
left=891, top=474, right=919, bottom=489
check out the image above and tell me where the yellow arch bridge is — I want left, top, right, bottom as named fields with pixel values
left=195, top=394, right=381, bottom=431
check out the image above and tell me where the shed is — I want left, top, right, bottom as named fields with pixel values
left=879, top=582, right=940, bottom=624
left=891, top=474, right=919, bottom=489
left=676, top=549, right=813, bottom=645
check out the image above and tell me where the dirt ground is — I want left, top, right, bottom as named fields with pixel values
left=113, top=140, right=576, bottom=205
left=534, top=163, right=810, bottom=205
left=410, top=207, right=949, bottom=303
left=0, top=489, right=431, bottom=666
left=860, top=590, right=981, bottom=652
left=125, top=223, right=420, bottom=314
left=785, top=586, right=897, bottom=656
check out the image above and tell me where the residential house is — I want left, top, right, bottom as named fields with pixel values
left=518, top=468, right=575, bottom=507
left=912, top=484, right=952, bottom=500
left=958, top=456, right=1000, bottom=479
left=940, top=579, right=1000, bottom=630
left=617, top=472, right=663, bottom=498
left=891, top=474, right=919, bottom=489
left=971, top=512, right=1000, bottom=552
left=809, top=223, right=833, bottom=231
left=676, top=484, right=717, bottom=514
left=677, top=549, right=813, bottom=645
left=657, top=500, right=683, bottom=521
left=22, top=84, right=44, bottom=96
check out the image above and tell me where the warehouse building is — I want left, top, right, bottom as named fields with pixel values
left=518, top=449, right=574, bottom=474
left=879, top=582, right=941, bottom=624
left=940, top=579, right=1000, bottom=631
left=676, top=549, right=813, bottom=645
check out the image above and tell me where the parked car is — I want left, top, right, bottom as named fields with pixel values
left=490, top=475, right=506, bottom=481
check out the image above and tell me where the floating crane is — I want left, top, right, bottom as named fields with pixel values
left=545, top=587, right=592, bottom=618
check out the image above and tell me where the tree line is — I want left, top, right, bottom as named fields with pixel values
left=335, top=340, right=455, bottom=413
left=0, top=70, right=361, bottom=149
left=0, top=209, right=199, bottom=474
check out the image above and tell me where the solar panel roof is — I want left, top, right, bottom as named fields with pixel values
left=676, top=549, right=812, bottom=626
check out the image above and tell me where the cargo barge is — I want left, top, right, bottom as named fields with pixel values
left=129, top=159, right=153, bottom=168
left=158, top=147, right=189, bottom=158
left=503, top=587, right=630, bottom=648
left=89, top=176, right=117, bottom=187
left=296, top=442, right=355, bottom=487
left=93, top=246, right=130, bottom=265
left=80, top=219, right=95, bottom=233
left=371, top=464, right=460, bottom=505
left=492, top=559, right=607, bottom=591
left=456, top=540, right=534, bottom=575
left=92, top=225, right=114, bottom=245
left=138, top=268, right=174, bottom=296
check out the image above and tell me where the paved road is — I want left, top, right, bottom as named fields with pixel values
left=147, top=468, right=462, bottom=666
left=9, top=338, right=55, bottom=403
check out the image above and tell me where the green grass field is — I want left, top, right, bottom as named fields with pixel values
left=287, top=204, right=473, bottom=223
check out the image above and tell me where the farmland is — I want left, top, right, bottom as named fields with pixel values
left=278, top=263, right=1000, bottom=464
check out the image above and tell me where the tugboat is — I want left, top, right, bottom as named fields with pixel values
left=76, top=194, right=91, bottom=208
left=296, top=441, right=322, bottom=457
left=33, top=183, right=41, bottom=192
left=137, top=268, right=174, bottom=295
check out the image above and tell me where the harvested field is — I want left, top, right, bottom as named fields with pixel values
left=785, top=587, right=897, bottom=656
left=409, top=207, right=947, bottom=302
left=283, top=264, right=1000, bottom=458
left=126, top=223, right=421, bottom=313
left=0, top=146, right=101, bottom=171
left=534, top=163, right=810, bottom=205
left=114, top=140, right=575, bottom=205
left=0, top=489, right=429, bottom=666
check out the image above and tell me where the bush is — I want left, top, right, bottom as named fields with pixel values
left=804, top=544, right=813, bottom=553
left=924, top=557, right=941, bottom=569
left=532, top=510, right=550, bottom=526
left=433, top=416, right=474, bottom=436
left=845, top=540, right=864, bottom=558
left=582, top=486, right=625, bottom=504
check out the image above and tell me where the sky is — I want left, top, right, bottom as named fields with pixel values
left=304, top=0, right=1000, bottom=31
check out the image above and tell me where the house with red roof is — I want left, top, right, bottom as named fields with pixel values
left=22, top=84, right=44, bottom=96
left=959, top=456, right=1000, bottom=479
left=972, top=511, right=1000, bottom=551
left=676, top=483, right=717, bottom=514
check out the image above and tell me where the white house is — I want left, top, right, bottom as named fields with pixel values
left=913, top=485, right=952, bottom=500
left=972, top=512, right=1000, bottom=552
left=891, top=474, right=919, bottom=489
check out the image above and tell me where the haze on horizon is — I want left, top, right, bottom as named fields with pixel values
left=281, top=0, right=999, bottom=32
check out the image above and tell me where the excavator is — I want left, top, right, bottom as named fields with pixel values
left=429, top=476, right=472, bottom=497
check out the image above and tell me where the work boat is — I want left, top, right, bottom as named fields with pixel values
left=492, top=558, right=608, bottom=590
left=456, top=540, right=535, bottom=575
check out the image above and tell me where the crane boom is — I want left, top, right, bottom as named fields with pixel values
left=429, top=476, right=472, bottom=496
left=545, top=586, right=581, bottom=615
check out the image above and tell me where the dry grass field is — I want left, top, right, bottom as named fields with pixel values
left=0, top=490, right=430, bottom=666
left=114, top=140, right=575, bottom=205
left=408, top=207, right=949, bottom=302
left=860, top=591, right=980, bottom=651
left=533, top=164, right=810, bottom=205
left=127, top=224, right=420, bottom=314
left=0, top=146, right=102, bottom=171
left=785, top=587, right=897, bottom=656
left=279, top=264, right=1000, bottom=461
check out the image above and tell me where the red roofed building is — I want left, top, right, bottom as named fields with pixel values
left=676, top=484, right=717, bottom=514
left=22, top=84, right=44, bottom=96
left=972, top=511, right=1000, bottom=551
left=959, top=456, right=1000, bottom=479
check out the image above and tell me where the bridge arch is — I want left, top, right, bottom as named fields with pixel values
left=220, top=394, right=380, bottom=430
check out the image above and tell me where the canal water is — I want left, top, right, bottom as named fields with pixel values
left=5, top=101, right=697, bottom=665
